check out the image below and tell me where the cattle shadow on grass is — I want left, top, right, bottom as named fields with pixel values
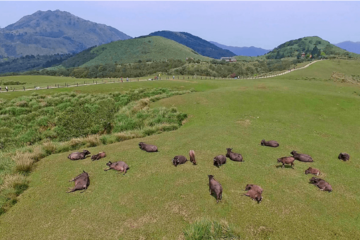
left=275, top=165, right=294, bottom=169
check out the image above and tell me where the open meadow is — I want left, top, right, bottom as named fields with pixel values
left=0, top=60, right=360, bottom=239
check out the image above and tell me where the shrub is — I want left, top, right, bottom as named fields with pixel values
left=183, top=218, right=240, bottom=240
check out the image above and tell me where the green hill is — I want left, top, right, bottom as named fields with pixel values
left=60, top=36, right=210, bottom=67
left=149, top=31, right=235, bottom=59
left=266, top=36, right=359, bottom=59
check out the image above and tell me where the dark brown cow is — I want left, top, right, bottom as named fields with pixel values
left=172, top=155, right=187, bottom=167
left=104, top=161, right=129, bottom=175
left=338, top=153, right=350, bottom=161
left=213, top=155, right=226, bottom=168
left=305, top=167, right=320, bottom=176
left=138, top=142, right=158, bottom=152
left=91, top=152, right=106, bottom=161
left=245, top=184, right=263, bottom=194
left=291, top=151, right=313, bottom=162
left=68, top=150, right=91, bottom=160
left=226, top=148, right=244, bottom=162
left=261, top=139, right=279, bottom=147
left=208, top=175, right=223, bottom=203
left=309, top=177, right=332, bottom=192
left=189, top=150, right=196, bottom=165
left=277, top=156, right=295, bottom=168
left=244, top=189, right=263, bottom=203
left=67, top=170, right=90, bottom=193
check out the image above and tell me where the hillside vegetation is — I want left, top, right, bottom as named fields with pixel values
left=0, top=60, right=360, bottom=239
left=266, top=36, right=359, bottom=59
left=60, top=36, right=210, bottom=68
left=149, top=31, right=235, bottom=59
left=0, top=10, right=131, bottom=59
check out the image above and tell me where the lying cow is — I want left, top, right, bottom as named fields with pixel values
left=277, top=156, right=295, bottom=168
left=91, top=152, right=106, bottom=161
left=305, top=167, right=320, bottom=176
left=261, top=139, right=279, bottom=147
left=208, top=175, right=222, bottom=203
left=338, top=153, right=350, bottom=161
left=213, top=155, right=226, bottom=168
left=67, top=170, right=90, bottom=193
left=309, top=177, right=332, bottom=192
left=189, top=150, right=196, bottom=165
left=173, top=155, right=187, bottom=167
left=244, top=189, right=263, bottom=203
left=68, top=150, right=91, bottom=160
left=245, top=184, right=263, bottom=194
left=226, top=148, right=243, bottom=162
left=291, top=150, right=313, bottom=162
left=138, top=142, right=158, bottom=152
left=104, top=161, right=129, bottom=175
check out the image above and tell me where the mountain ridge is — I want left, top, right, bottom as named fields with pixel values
left=210, top=41, right=270, bottom=56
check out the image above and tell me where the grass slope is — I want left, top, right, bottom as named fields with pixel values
left=63, top=36, right=210, bottom=68
left=1, top=60, right=360, bottom=239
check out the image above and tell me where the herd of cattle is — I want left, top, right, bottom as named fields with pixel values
left=66, top=140, right=350, bottom=203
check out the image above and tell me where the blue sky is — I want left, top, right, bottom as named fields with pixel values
left=0, top=1, right=359, bottom=49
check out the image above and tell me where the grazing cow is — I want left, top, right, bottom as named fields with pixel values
left=138, top=142, right=158, bottom=152
left=213, top=155, right=226, bottom=168
left=309, top=177, right=332, bottom=192
left=338, top=153, right=350, bottom=161
left=261, top=139, right=279, bottom=147
left=189, top=150, right=196, bottom=165
left=91, top=152, right=106, bottom=161
left=104, top=161, right=129, bottom=175
left=172, top=155, right=187, bottom=167
left=67, top=170, right=90, bottom=193
left=68, top=150, right=91, bottom=160
left=245, top=184, right=263, bottom=194
left=305, top=167, right=320, bottom=176
left=277, top=156, right=295, bottom=168
left=208, top=175, right=223, bottom=203
left=291, top=150, right=313, bottom=162
left=244, top=189, right=263, bottom=203
left=226, top=148, right=244, bottom=162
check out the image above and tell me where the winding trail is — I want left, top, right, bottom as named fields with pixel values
left=0, top=60, right=323, bottom=93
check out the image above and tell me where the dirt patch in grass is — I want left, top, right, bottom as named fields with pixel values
left=124, top=214, right=158, bottom=229
left=236, top=119, right=251, bottom=127
left=256, top=84, right=268, bottom=89
left=182, top=115, right=193, bottom=125
left=247, top=225, right=274, bottom=239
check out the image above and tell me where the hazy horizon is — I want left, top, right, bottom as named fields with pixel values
left=0, top=1, right=359, bottom=49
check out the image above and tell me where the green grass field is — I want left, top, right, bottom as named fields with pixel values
left=1, top=60, right=360, bottom=239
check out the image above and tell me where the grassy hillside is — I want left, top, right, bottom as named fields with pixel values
left=149, top=31, right=235, bottom=59
left=266, top=36, right=360, bottom=59
left=61, top=36, right=210, bottom=68
left=1, top=60, right=360, bottom=239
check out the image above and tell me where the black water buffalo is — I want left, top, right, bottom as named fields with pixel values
left=291, top=150, right=313, bottom=162
left=138, top=142, right=158, bottom=152
left=226, top=148, right=244, bottom=162
left=68, top=150, right=91, bottom=160
left=213, top=155, right=226, bottom=168
left=208, top=175, right=223, bottom=203
left=172, top=155, right=187, bottom=167
left=309, top=177, right=332, bottom=192
left=261, top=139, right=279, bottom=147
left=189, top=150, right=196, bottom=165
left=91, top=152, right=106, bottom=161
left=245, top=184, right=263, bottom=194
left=244, top=189, right=263, bottom=203
left=305, top=167, right=320, bottom=176
left=104, top=161, right=129, bottom=175
left=338, top=153, right=350, bottom=161
left=67, top=171, right=90, bottom=193
left=277, top=156, right=295, bottom=168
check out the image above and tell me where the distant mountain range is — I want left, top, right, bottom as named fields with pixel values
left=0, top=10, right=131, bottom=59
left=210, top=41, right=270, bottom=56
left=336, top=41, right=360, bottom=54
left=148, top=31, right=235, bottom=59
